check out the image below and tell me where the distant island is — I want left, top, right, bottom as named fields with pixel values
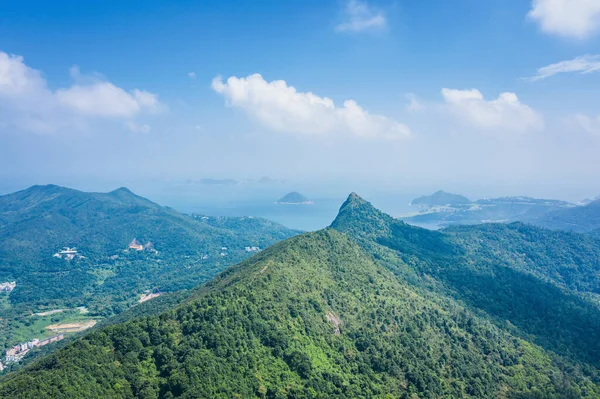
left=411, top=190, right=471, bottom=207
left=275, top=192, right=313, bottom=205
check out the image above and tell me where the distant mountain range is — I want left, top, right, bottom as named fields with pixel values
left=580, top=194, right=600, bottom=205
left=276, top=192, right=312, bottom=204
left=532, top=198, right=600, bottom=236
left=4, top=193, right=600, bottom=397
left=0, top=185, right=298, bottom=354
left=403, top=191, right=577, bottom=229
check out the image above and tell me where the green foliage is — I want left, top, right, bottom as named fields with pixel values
left=3, top=193, right=600, bottom=398
left=333, top=194, right=600, bottom=368
left=2, top=230, right=600, bottom=398
left=0, top=185, right=298, bottom=350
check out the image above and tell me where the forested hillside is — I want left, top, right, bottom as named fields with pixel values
left=332, top=194, right=600, bottom=366
left=2, top=194, right=600, bottom=398
left=0, top=185, right=298, bottom=352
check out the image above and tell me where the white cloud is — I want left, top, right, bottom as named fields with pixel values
left=529, top=54, right=600, bottom=81
left=188, top=72, right=196, bottom=79
left=335, top=0, right=386, bottom=33
left=441, top=88, right=544, bottom=132
left=0, top=51, right=160, bottom=133
left=56, top=84, right=158, bottom=118
left=212, top=73, right=410, bottom=139
left=573, top=113, right=600, bottom=136
left=0, top=53, right=46, bottom=96
left=528, top=0, right=600, bottom=39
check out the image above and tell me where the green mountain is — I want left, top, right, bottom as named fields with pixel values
left=533, top=199, right=600, bottom=234
left=3, top=193, right=600, bottom=398
left=410, top=190, right=471, bottom=206
left=276, top=192, right=311, bottom=204
left=0, top=185, right=298, bottom=351
left=334, top=194, right=600, bottom=366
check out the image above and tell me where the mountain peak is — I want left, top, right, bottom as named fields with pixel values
left=330, top=193, right=393, bottom=234
left=341, top=192, right=368, bottom=208
left=347, top=191, right=366, bottom=203
left=109, top=187, right=135, bottom=196
left=107, top=187, right=160, bottom=207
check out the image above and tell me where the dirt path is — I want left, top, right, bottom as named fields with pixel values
left=45, top=320, right=97, bottom=332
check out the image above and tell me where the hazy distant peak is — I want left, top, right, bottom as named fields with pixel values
left=106, top=186, right=160, bottom=207
left=347, top=191, right=365, bottom=203
left=276, top=192, right=311, bottom=204
left=109, top=187, right=134, bottom=195
left=411, top=190, right=471, bottom=206
left=26, top=184, right=73, bottom=194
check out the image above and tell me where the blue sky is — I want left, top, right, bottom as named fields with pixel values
left=1, top=0, right=600, bottom=200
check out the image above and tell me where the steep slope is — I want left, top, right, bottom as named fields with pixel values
left=0, top=185, right=298, bottom=350
left=2, top=230, right=599, bottom=398
left=533, top=199, right=600, bottom=234
left=332, top=194, right=600, bottom=367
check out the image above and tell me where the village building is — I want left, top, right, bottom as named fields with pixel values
left=5, top=335, right=64, bottom=363
left=53, top=247, right=81, bottom=260
left=128, top=238, right=144, bottom=251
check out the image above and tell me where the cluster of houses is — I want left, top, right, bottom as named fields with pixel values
left=0, top=281, right=16, bottom=292
left=5, top=335, right=64, bottom=363
left=53, top=247, right=84, bottom=261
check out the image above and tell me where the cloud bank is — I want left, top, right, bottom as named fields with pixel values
left=528, top=0, right=600, bottom=39
left=212, top=73, right=410, bottom=139
left=441, top=88, right=543, bottom=133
